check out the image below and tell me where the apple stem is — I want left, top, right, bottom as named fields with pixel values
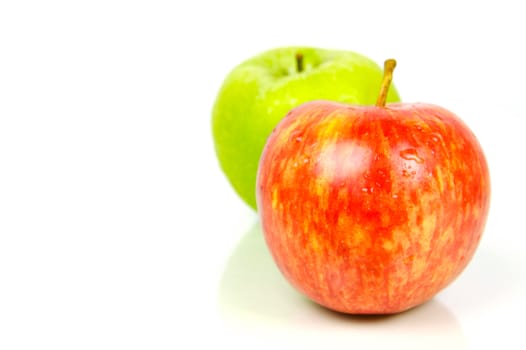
left=376, top=59, right=397, bottom=107
left=295, top=53, right=304, bottom=73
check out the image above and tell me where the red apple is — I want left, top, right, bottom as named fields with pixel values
left=256, top=60, right=491, bottom=314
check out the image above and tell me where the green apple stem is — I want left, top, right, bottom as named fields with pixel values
left=376, top=59, right=397, bottom=107
left=295, top=53, right=304, bottom=73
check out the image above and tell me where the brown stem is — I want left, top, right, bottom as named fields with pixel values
left=376, top=59, right=397, bottom=107
left=295, top=52, right=304, bottom=73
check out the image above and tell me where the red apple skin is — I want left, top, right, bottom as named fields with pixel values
left=256, top=100, right=491, bottom=314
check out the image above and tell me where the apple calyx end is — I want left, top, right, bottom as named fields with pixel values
left=376, top=58, right=397, bottom=107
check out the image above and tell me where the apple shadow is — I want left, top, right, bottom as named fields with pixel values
left=438, top=241, right=519, bottom=311
left=218, top=221, right=467, bottom=349
left=217, top=220, right=303, bottom=321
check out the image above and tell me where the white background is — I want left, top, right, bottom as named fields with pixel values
left=1, top=1, right=524, bottom=349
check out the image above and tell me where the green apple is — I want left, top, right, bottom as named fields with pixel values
left=212, top=47, right=401, bottom=210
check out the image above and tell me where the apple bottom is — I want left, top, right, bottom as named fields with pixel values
left=263, top=213, right=483, bottom=315
left=266, top=231, right=476, bottom=315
